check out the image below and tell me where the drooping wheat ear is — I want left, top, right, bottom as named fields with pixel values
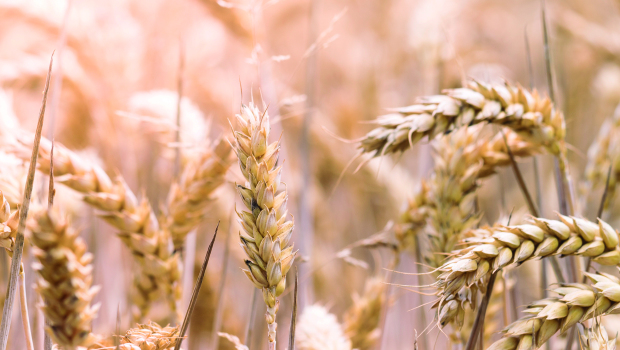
left=296, top=305, right=352, bottom=350
left=166, top=138, right=233, bottom=252
left=117, top=322, right=180, bottom=350
left=232, top=103, right=296, bottom=350
left=343, top=277, right=386, bottom=350
left=426, top=127, right=541, bottom=268
left=584, top=104, right=620, bottom=211
left=433, top=214, right=620, bottom=328
left=359, top=80, right=565, bottom=159
left=28, top=138, right=179, bottom=319
left=487, top=270, right=620, bottom=350
left=579, top=323, right=616, bottom=350
left=29, top=207, right=100, bottom=349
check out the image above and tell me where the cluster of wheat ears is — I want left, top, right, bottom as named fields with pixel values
left=3, top=6, right=620, bottom=350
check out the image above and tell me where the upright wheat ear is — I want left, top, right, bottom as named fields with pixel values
left=166, top=138, right=233, bottom=252
left=488, top=270, right=620, bottom=350
left=232, top=103, right=296, bottom=350
left=29, top=207, right=100, bottom=349
left=343, top=277, right=386, bottom=350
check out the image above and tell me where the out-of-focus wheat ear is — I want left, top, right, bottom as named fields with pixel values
left=174, top=222, right=219, bottom=350
left=0, top=52, right=53, bottom=350
left=288, top=268, right=298, bottom=350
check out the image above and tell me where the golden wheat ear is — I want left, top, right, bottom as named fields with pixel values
left=232, top=102, right=296, bottom=350
left=29, top=207, right=100, bottom=349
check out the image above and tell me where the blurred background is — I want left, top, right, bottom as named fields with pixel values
left=0, top=0, right=619, bottom=349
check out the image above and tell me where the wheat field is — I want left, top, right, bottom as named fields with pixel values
left=0, top=0, right=618, bottom=349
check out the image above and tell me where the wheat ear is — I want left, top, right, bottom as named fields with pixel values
left=117, top=322, right=180, bottom=350
left=433, top=214, right=620, bottom=328
left=232, top=103, right=296, bottom=350
left=488, top=270, right=620, bottom=350
left=578, top=323, right=616, bottom=350
left=29, top=207, right=100, bottom=349
left=296, top=305, right=352, bottom=350
left=29, top=138, right=179, bottom=319
left=343, top=277, right=386, bottom=350
left=359, top=80, right=564, bottom=159
left=584, top=104, right=620, bottom=211
left=166, top=138, right=233, bottom=252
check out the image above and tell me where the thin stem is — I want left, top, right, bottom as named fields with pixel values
left=287, top=269, right=298, bottom=350
left=501, top=131, right=538, bottom=216
left=174, top=223, right=219, bottom=350
left=464, top=273, right=498, bottom=350
left=0, top=53, right=53, bottom=350
left=18, top=265, right=33, bottom=350
left=244, top=287, right=260, bottom=346
left=413, top=237, right=428, bottom=350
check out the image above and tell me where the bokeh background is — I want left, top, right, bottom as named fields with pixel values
left=0, top=0, right=619, bottom=349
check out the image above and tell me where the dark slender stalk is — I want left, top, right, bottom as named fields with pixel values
left=174, top=223, right=219, bottom=350
left=464, top=273, right=498, bottom=350
left=0, top=54, right=53, bottom=350
left=501, top=131, right=539, bottom=216
left=597, top=165, right=613, bottom=219
left=287, top=269, right=298, bottom=350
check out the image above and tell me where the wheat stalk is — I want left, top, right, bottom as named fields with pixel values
left=232, top=103, right=296, bottom=350
left=296, top=305, right=352, bottom=350
left=26, top=138, right=179, bottom=319
left=432, top=214, right=620, bottom=328
left=343, top=277, right=386, bottom=350
left=488, top=270, right=620, bottom=350
left=29, top=207, right=100, bottom=349
left=166, top=138, right=233, bottom=252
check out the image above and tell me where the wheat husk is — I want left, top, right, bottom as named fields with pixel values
left=579, top=323, right=616, bottom=350
left=296, top=305, right=352, bottom=350
left=117, top=322, right=180, bottom=350
left=432, top=214, right=620, bottom=328
left=29, top=207, right=100, bottom=349
left=488, top=271, right=620, bottom=349
left=232, top=103, right=296, bottom=350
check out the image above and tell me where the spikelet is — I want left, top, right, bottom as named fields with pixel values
left=166, top=138, right=233, bottom=251
left=29, top=207, right=100, bottom=349
left=296, top=305, right=352, bottom=350
left=231, top=103, right=296, bottom=350
left=488, top=270, right=620, bottom=349
left=433, top=214, right=620, bottom=328
left=580, top=323, right=616, bottom=350
left=0, top=190, right=20, bottom=256
left=28, top=138, right=179, bottom=319
left=118, top=322, right=180, bottom=350
left=358, top=80, right=565, bottom=158
left=584, top=104, right=620, bottom=211
left=344, top=277, right=386, bottom=350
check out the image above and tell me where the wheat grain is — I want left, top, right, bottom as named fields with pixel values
left=232, top=103, right=296, bottom=350
left=432, top=214, right=620, bottom=328
left=488, top=270, right=620, bottom=350
left=343, top=277, right=386, bottom=350
left=296, top=305, right=352, bottom=350
left=29, top=207, right=100, bottom=349
left=166, top=138, right=233, bottom=251
left=26, top=138, right=179, bottom=319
